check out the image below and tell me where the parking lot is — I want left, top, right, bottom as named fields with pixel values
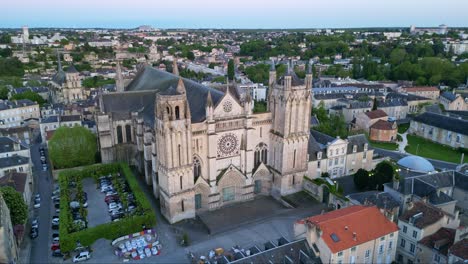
left=83, top=178, right=109, bottom=228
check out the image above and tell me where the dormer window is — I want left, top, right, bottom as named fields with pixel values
left=353, top=145, right=357, bottom=153
left=317, top=152, right=322, bottom=160
left=364, top=143, right=368, bottom=151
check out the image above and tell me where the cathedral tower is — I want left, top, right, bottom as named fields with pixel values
left=155, top=78, right=195, bottom=223
left=115, top=61, right=124, bottom=92
left=268, top=61, right=312, bottom=196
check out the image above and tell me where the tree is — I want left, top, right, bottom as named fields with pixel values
left=49, top=126, right=97, bottom=169
left=11, top=91, right=46, bottom=106
left=372, top=97, right=378, bottom=111
left=187, top=51, right=195, bottom=61
left=353, top=169, right=369, bottom=191
left=0, top=187, right=28, bottom=225
left=227, top=59, right=235, bottom=81
left=372, top=161, right=395, bottom=190
left=0, top=86, right=8, bottom=100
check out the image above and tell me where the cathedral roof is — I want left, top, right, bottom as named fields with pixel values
left=125, top=66, right=224, bottom=123
left=52, top=70, right=66, bottom=85
left=66, top=64, right=79, bottom=74
left=101, top=90, right=156, bottom=126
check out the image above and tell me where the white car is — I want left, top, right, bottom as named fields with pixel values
left=33, top=201, right=41, bottom=208
left=73, top=251, right=91, bottom=263
left=108, top=202, right=122, bottom=212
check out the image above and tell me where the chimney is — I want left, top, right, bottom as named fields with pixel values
left=345, top=226, right=348, bottom=231
left=393, top=180, right=400, bottom=190
left=352, top=232, right=357, bottom=241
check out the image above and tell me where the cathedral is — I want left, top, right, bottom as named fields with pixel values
left=49, top=53, right=84, bottom=104
left=97, top=61, right=313, bottom=223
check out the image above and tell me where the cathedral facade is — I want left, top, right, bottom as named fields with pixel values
left=97, top=62, right=313, bottom=223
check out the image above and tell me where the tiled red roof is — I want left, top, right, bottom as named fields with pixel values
left=298, top=206, right=399, bottom=253
left=365, top=109, right=387, bottom=119
left=403, top=86, right=439, bottom=92
left=370, top=120, right=396, bottom=131
left=418, top=228, right=455, bottom=256
left=0, top=172, right=28, bottom=193
left=449, top=239, right=468, bottom=260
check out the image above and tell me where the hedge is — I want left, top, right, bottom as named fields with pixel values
left=58, top=163, right=156, bottom=252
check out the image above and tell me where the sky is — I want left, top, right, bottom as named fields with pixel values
left=2, top=0, right=468, bottom=29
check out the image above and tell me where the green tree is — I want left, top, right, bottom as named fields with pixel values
left=353, top=169, right=369, bottom=191
left=0, top=57, right=24, bottom=77
left=0, top=86, right=8, bottom=100
left=11, top=91, right=46, bottom=106
left=49, top=126, right=97, bottom=169
left=0, top=187, right=28, bottom=225
left=228, top=59, right=235, bottom=81
left=372, top=97, right=378, bottom=111
left=0, top=48, right=12, bottom=58
left=371, top=161, right=395, bottom=190
left=187, top=51, right=195, bottom=61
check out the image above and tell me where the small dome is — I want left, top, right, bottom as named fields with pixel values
left=397, top=156, right=435, bottom=173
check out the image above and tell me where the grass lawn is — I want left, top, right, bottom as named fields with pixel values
left=369, top=140, right=399, bottom=151
left=398, top=123, right=410, bottom=134
left=405, top=134, right=467, bottom=163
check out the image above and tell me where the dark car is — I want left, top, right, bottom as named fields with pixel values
left=51, top=249, right=63, bottom=257
left=30, top=228, right=38, bottom=239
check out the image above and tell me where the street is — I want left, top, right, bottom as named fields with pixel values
left=29, top=139, right=54, bottom=264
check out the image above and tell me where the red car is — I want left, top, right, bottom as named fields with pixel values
left=51, top=243, right=60, bottom=251
left=105, top=195, right=119, bottom=204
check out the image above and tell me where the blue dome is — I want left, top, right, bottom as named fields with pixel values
left=397, top=156, right=435, bottom=173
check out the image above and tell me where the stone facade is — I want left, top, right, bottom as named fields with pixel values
left=49, top=63, right=84, bottom=104
left=369, top=120, right=397, bottom=142
left=97, top=65, right=313, bottom=223
left=0, top=193, right=18, bottom=264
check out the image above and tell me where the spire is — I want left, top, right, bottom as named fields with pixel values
left=172, top=59, right=179, bottom=76
left=270, top=59, right=275, bottom=71
left=307, top=62, right=312, bottom=74
left=287, top=59, right=294, bottom=75
left=206, top=90, right=213, bottom=107
left=56, top=48, right=62, bottom=71
left=116, top=60, right=124, bottom=92
left=176, top=78, right=185, bottom=94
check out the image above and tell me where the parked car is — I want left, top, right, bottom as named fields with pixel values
left=30, top=228, right=38, bottom=239
left=104, top=195, right=119, bottom=203
left=34, top=200, right=41, bottom=209
left=40, top=156, right=46, bottom=162
left=73, top=251, right=91, bottom=263
left=50, top=243, right=60, bottom=251
left=31, top=218, right=39, bottom=229
left=42, top=164, right=48, bottom=171
left=51, top=217, right=59, bottom=226
left=108, top=202, right=122, bottom=212
left=51, top=249, right=63, bottom=257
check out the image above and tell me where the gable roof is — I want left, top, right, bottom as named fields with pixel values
left=370, top=120, right=395, bottom=130
left=125, top=66, right=224, bottom=123
left=399, top=201, right=445, bottom=229
left=0, top=172, right=28, bottom=193
left=419, top=228, right=455, bottom=256
left=449, top=239, right=468, bottom=260
left=413, top=112, right=468, bottom=136
left=440, top=91, right=458, bottom=102
left=298, top=206, right=398, bottom=253
left=365, top=109, right=387, bottom=119
left=403, top=86, right=439, bottom=92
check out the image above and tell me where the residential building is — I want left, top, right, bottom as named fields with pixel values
left=97, top=64, right=313, bottom=223
left=396, top=201, right=460, bottom=264
left=448, top=238, right=468, bottom=263
left=0, top=193, right=18, bottom=264
left=0, top=172, right=31, bottom=205
left=347, top=191, right=400, bottom=222
left=416, top=227, right=455, bottom=264
left=401, top=86, right=440, bottom=101
left=0, top=100, right=40, bottom=128
left=439, top=92, right=467, bottom=111
left=378, top=98, right=408, bottom=120
left=409, top=112, right=467, bottom=148
left=369, top=120, right=397, bottom=142
left=0, top=126, right=34, bottom=145
left=355, top=109, right=388, bottom=131
left=39, top=114, right=82, bottom=143
left=238, top=83, right=267, bottom=102
left=295, top=205, right=399, bottom=264
left=410, top=24, right=448, bottom=35
left=307, top=130, right=374, bottom=179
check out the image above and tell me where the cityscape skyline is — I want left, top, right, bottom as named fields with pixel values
left=2, top=0, right=468, bottom=29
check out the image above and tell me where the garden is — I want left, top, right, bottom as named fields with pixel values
left=57, top=163, right=156, bottom=253
left=405, top=134, right=468, bottom=164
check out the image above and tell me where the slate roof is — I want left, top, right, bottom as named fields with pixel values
left=418, top=228, right=455, bottom=256
left=454, top=172, right=468, bottom=191
left=277, top=70, right=304, bottom=86
left=347, top=191, right=400, bottom=210
left=41, top=116, right=59, bottom=124
left=0, top=137, right=28, bottom=153
left=0, top=156, right=29, bottom=168
left=66, top=64, right=79, bottom=73
left=403, top=86, right=439, bottom=92
left=60, top=115, right=81, bottom=122
left=124, top=66, right=224, bottom=123
left=101, top=91, right=156, bottom=126
left=399, top=201, right=446, bottom=229
left=378, top=98, right=408, bottom=107
left=440, top=91, right=457, bottom=102
left=0, top=99, right=37, bottom=111
left=346, top=134, right=369, bottom=154
left=298, top=206, right=398, bottom=253
left=52, top=69, right=66, bottom=85
left=413, top=112, right=468, bottom=136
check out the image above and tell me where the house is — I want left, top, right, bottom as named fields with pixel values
left=295, top=205, right=399, bottom=264
left=396, top=201, right=460, bottom=264
left=307, top=130, right=374, bottom=179
left=409, top=112, right=467, bottom=148
left=355, top=109, right=388, bottom=131
left=369, top=120, right=397, bottom=142
left=439, top=92, right=467, bottom=111
left=0, top=99, right=40, bottom=128
left=378, top=98, right=408, bottom=120
left=0, top=172, right=31, bottom=205
left=0, top=126, right=34, bottom=146
left=346, top=191, right=400, bottom=222
left=401, top=86, right=440, bottom=101
left=448, top=238, right=468, bottom=263
left=0, top=137, right=31, bottom=178
left=0, top=193, right=18, bottom=264
left=416, top=227, right=455, bottom=264
left=384, top=170, right=467, bottom=215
